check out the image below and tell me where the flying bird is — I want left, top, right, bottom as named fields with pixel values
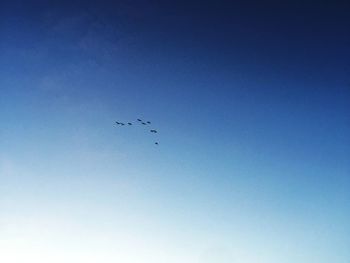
left=114, top=118, right=160, bottom=146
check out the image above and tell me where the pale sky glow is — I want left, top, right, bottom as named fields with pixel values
left=1, top=1, right=350, bottom=263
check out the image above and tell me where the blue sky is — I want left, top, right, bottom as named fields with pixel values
left=1, top=1, right=349, bottom=262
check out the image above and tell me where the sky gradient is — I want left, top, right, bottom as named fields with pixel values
left=1, top=1, right=350, bottom=263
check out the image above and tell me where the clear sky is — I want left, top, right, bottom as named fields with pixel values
left=1, top=1, right=349, bottom=263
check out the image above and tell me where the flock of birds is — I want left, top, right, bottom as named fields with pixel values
left=115, top=118, right=159, bottom=145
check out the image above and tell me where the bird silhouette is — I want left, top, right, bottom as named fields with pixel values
left=114, top=118, right=160, bottom=146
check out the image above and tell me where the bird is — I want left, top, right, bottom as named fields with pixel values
left=114, top=118, right=160, bottom=146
